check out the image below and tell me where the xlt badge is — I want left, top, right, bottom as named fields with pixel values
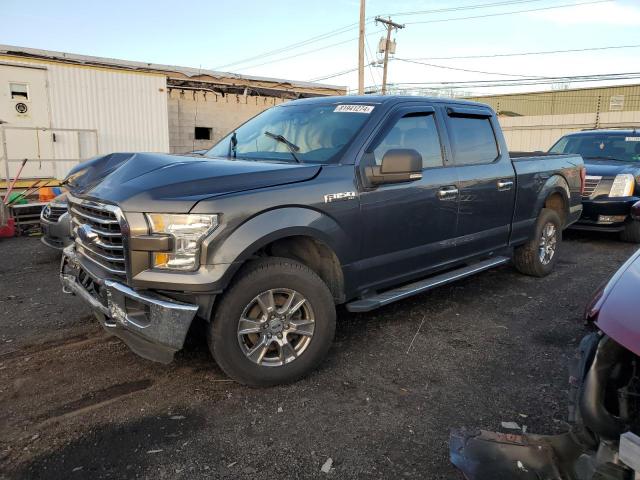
left=324, top=192, right=357, bottom=203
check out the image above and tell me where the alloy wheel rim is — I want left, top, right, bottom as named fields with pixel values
left=237, top=288, right=315, bottom=367
left=538, top=222, right=557, bottom=265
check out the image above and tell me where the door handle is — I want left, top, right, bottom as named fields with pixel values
left=437, top=186, right=459, bottom=200
left=497, top=180, right=514, bottom=191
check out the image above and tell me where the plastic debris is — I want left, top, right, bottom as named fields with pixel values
left=501, top=421, right=520, bottom=430
left=321, top=458, right=333, bottom=473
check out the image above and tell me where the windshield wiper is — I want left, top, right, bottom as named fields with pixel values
left=264, top=131, right=302, bottom=163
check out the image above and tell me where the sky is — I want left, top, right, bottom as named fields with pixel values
left=1, top=0, right=639, bottom=96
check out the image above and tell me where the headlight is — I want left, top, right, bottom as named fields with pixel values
left=609, top=174, right=635, bottom=197
left=146, top=213, right=218, bottom=271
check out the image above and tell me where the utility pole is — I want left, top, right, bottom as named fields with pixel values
left=375, top=16, right=404, bottom=95
left=358, top=0, right=366, bottom=95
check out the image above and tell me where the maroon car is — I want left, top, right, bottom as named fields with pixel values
left=451, top=249, right=640, bottom=479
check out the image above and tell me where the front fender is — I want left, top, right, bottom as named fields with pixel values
left=203, top=207, right=352, bottom=267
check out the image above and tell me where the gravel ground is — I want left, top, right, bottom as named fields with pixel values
left=0, top=233, right=637, bottom=479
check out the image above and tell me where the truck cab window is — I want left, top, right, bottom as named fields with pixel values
left=448, top=116, right=498, bottom=165
left=373, top=113, right=443, bottom=169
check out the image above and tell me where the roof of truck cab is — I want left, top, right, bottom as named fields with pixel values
left=282, top=95, right=494, bottom=108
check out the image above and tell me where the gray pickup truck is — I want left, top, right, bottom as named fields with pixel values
left=60, top=96, right=584, bottom=386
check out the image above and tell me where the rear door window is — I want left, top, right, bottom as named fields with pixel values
left=373, top=113, right=444, bottom=169
left=448, top=116, right=499, bottom=165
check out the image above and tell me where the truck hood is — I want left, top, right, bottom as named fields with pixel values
left=70, top=152, right=321, bottom=212
left=583, top=157, right=640, bottom=178
left=594, top=248, right=640, bottom=356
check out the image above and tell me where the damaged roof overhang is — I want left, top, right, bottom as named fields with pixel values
left=166, top=78, right=330, bottom=99
left=0, top=44, right=346, bottom=99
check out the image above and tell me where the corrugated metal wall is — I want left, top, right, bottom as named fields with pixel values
left=466, top=84, right=640, bottom=151
left=0, top=59, right=169, bottom=179
left=46, top=63, right=169, bottom=159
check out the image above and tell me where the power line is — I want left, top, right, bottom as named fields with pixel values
left=213, top=21, right=370, bottom=70
left=309, top=66, right=359, bottom=82
left=233, top=36, right=361, bottom=72
left=212, top=0, right=605, bottom=72
left=395, top=58, right=545, bottom=78
left=382, top=75, right=640, bottom=90
left=405, top=44, right=640, bottom=61
left=384, top=0, right=551, bottom=17
left=404, top=0, right=612, bottom=25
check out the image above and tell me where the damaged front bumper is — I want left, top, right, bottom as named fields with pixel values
left=60, top=246, right=199, bottom=363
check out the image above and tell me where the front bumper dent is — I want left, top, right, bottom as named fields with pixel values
left=60, top=246, right=199, bottom=363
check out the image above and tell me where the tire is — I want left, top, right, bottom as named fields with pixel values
left=513, top=208, right=563, bottom=277
left=207, top=257, right=336, bottom=387
left=620, top=220, right=640, bottom=243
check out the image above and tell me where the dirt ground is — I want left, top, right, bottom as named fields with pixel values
left=0, top=233, right=637, bottom=479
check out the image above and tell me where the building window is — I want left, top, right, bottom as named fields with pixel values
left=10, top=83, right=29, bottom=101
left=194, top=127, right=212, bottom=140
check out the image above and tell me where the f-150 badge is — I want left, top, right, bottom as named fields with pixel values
left=324, top=192, right=357, bottom=203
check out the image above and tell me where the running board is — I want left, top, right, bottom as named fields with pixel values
left=346, top=256, right=511, bottom=313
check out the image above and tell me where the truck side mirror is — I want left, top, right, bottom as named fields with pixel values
left=365, top=149, right=423, bottom=185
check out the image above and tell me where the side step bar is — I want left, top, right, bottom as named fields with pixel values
left=346, top=256, right=511, bottom=313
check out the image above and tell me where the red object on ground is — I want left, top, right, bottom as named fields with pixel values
left=0, top=217, right=16, bottom=238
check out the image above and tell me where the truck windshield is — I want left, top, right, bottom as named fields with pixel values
left=549, top=134, right=640, bottom=162
left=205, top=103, right=372, bottom=163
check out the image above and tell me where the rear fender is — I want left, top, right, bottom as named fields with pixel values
left=536, top=175, right=571, bottom=223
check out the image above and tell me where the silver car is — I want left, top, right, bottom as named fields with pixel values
left=40, top=193, right=72, bottom=249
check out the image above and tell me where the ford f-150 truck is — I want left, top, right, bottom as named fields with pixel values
left=60, top=96, right=584, bottom=386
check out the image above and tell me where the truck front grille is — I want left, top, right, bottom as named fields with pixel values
left=68, top=198, right=127, bottom=277
left=42, top=204, right=67, bottom=222
left=583, top=175, right=602, bottom=198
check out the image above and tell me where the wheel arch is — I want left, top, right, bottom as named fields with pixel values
left=204, top=207, right=350, bottom=303
left=538, top=175, right=570, bottom=227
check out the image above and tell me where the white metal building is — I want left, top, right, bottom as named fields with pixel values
left=0, top=45, right=344, bottom=182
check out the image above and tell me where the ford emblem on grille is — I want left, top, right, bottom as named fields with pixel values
left=76, top=224, right=98, bottom=244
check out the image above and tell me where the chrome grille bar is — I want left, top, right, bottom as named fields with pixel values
left=582, top=175, right=602, bottom=198
left=67, top=195, right=127, bottom=278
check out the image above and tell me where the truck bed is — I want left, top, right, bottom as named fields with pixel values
left=510, top=153, right=584, bottom=245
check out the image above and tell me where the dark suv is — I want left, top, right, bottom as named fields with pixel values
left=549, top=129, right=640, bottom=242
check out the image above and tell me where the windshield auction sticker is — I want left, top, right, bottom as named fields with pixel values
left=625, top=137, right=640, bottom=142
left=334, top=104, right=374, bottom=113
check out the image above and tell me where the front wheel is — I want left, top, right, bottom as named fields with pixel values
left=620, top=219, right=640, bottom=243
left=513, top=208, right=563, bottom=277
left=207, top=257, right=336, bottom=387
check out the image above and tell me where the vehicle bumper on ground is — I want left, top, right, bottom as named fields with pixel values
left=40, top=212, right=72, bottom=250
left=571, top=196, right=640, bottom=232
left=60, top=246, right=199, bottom=363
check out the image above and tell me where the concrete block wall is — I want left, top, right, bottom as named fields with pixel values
left=168, top=89, right=288, bottom=153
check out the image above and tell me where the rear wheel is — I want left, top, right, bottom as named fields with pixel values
left=620, top=219, right=640, bottom=243
left=513, top=208, right=563, bottom=277
left=207, top=257, right=336, bottom=387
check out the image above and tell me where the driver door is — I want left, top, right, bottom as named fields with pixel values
left=357, top=106, right=459, bottom=291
